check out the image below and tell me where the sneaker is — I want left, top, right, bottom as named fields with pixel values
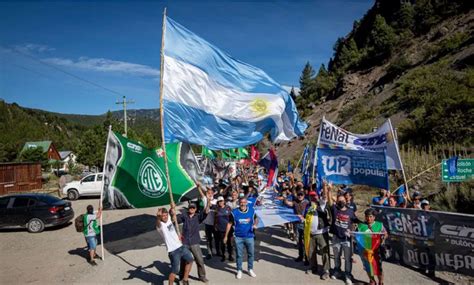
left=88, top=260, right=97, bottom=266
left=321, top=272, right=330, bottom=280
left=248, top=269, right=257, bottom=278
left=94, top=254, right=102, bottom=260
left=200, top=277, right=209, bottom=283
left=345, top=277, right=353, bottom=285
left=294, top=256, right=303, bottom=262
left=182, top=280, right=190, bottom=285
left=236, top=270, right=243, bottom=279
left=330, top=270, right=341, bottom=280
left=228, top=256, right=235, bottom=262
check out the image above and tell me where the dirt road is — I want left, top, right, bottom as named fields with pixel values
left=0, top=198, right=465, bottom=284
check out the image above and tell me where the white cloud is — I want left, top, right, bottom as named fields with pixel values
left=282, top=85, right=300, bottom=95
left=14, top=43, right=55, bottom=54
left=44, top=56, right=160, bottom=78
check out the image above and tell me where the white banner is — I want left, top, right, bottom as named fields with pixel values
left=318, top=117, right=402, bottom=170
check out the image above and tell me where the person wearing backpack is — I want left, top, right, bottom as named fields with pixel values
left=83, top=205, right=102, bottom=265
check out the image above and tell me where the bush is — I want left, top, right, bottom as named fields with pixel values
left=389, top=61, right=474, bottom=146
left=432, top=181, right=474, bottom=214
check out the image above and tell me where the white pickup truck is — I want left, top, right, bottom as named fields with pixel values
left=62, top=173, right=103, bottom=200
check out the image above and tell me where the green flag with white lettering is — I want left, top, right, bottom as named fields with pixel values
left=102, top=131, right=200, bottom=209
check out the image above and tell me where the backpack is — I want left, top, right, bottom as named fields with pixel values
left=74, top=214, right=85, bottom=232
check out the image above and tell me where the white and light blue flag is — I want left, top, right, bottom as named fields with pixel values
left=163, top=17, right=307, bottom=150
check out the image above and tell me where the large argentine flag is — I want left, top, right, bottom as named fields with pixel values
left=163, top=17, right=307, bottom=150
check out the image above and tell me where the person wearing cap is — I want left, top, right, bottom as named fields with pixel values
left=357, top=208, right=388, bottom=285
left=83, top=205, right=102, bottom=266
left=409, top=191, right=422, bottom=209
left=156, top=207, right=194, bottom=285
left=327, top=182, right=361, bottom=285
left=214, top=196, right=234, bottom=262
left=224, top=197, right=259, bottom=279
left=303, top=187, right=331, bottom=279
left=420, top=199, right=430, bottom=211
left=284, top=190, right=310, bottom=265
left=171, top=184, right=211, bottom=283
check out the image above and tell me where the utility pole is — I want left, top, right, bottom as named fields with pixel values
left=116, top=96, right=134, bottom=137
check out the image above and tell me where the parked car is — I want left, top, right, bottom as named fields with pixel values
left=63, top=172, right=103, bottom=200
left=0, top=193, right=74, bottom=233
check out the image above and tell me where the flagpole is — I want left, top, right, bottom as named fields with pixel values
left=388, top=119, right=410, bottom=202
left=98, top=125, right=112, bottom=261
left=159, top=7, right=180, bottom=235
left=295, top=144, right=306, bottom=174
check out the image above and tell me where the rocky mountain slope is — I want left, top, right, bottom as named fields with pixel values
left=277, top=6, right=473, bottom=163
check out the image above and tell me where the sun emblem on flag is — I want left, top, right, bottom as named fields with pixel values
left=250, top=98, right=269, bottom=117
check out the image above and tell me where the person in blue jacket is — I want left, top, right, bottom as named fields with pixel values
left=223, top=197, right=259, bottom=280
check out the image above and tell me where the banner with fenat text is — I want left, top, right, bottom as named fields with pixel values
left=318, top=117, right=402, bottom=170
left=373, top=206, right=474, bottom=276
left=317, top=148, right=389, bottom=190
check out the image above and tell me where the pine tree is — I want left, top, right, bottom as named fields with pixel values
left=299, top=62, right=315, bottom=103
left=368, top=15, right=397, bottom=58
left=289, top=86, right=297, bottom=101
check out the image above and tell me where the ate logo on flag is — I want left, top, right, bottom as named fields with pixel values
left=138, top=157, right=168, bottom=198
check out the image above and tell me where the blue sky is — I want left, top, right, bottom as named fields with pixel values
left=0, top=0, right=373, bottom=115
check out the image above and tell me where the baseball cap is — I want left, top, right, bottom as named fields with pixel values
left=217, top=196, right=225, bottom=202
left=308, top=191, right=317, bottom=197
left=420, top=199, right=429, bottom=206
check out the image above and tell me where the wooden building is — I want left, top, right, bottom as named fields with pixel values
left=21, top=141, right=61, bottom=161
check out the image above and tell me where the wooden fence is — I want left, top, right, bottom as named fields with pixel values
left=0, top=163, right=42, bottom=196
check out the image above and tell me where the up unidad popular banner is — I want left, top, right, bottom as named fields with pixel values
left=318, top=117, right=402, bottom=170
left=317, top=148, right=389, bottom=190
left=102, top=131, right=201, bottom=209
left=373, top=206, right=474, bottom=276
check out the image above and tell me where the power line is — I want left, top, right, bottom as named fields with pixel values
left=8, top=48, right=126, bottom=97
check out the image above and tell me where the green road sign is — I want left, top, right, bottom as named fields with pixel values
left=442, top=158, right=474, bottom=182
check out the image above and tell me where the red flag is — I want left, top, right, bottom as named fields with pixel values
left=250, top=145, right=260, bottom=165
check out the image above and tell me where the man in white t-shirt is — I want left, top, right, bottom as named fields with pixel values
left=156, top=207, right=194, bottom=285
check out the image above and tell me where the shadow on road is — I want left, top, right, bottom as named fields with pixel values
left=102, top=214, right=163, bottom=254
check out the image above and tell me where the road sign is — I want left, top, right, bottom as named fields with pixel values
left=442, top=158, right=474, bottom=182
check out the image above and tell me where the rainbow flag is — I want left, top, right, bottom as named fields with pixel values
left=354, top=232, right=383, bottom=277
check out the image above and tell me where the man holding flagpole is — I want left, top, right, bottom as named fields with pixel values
left=156, top=207, right=194, bottom=285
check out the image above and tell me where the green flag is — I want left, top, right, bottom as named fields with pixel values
left=221, top=150, right=230, bottom=160
left=238, top=147, right=249, bottom=159
left=221, top=148, right=239, bottom=160
left=202, top=146, right=216, bottom=159
left=230, top=148, right=239, bottom=159
left=102, top=131, right=199, bottom=209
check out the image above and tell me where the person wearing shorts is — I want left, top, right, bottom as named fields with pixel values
left=156, top=207, right=194, bottom=285
left=83, top=205, right=102, bottom=265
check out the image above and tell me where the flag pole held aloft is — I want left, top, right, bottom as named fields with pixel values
left=159, top=8, right=181, bottom=235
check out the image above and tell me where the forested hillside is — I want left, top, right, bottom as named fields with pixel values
left=292, top=0, right=473, bottom=147
left=277, top=0, right=473, bottom=212
left=0, top=100, right=161, bottom=167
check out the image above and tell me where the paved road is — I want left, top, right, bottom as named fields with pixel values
left=0, top=198, right=460, bottom=284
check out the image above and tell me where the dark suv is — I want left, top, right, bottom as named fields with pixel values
left=0, top=194, right=74, bottom=233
